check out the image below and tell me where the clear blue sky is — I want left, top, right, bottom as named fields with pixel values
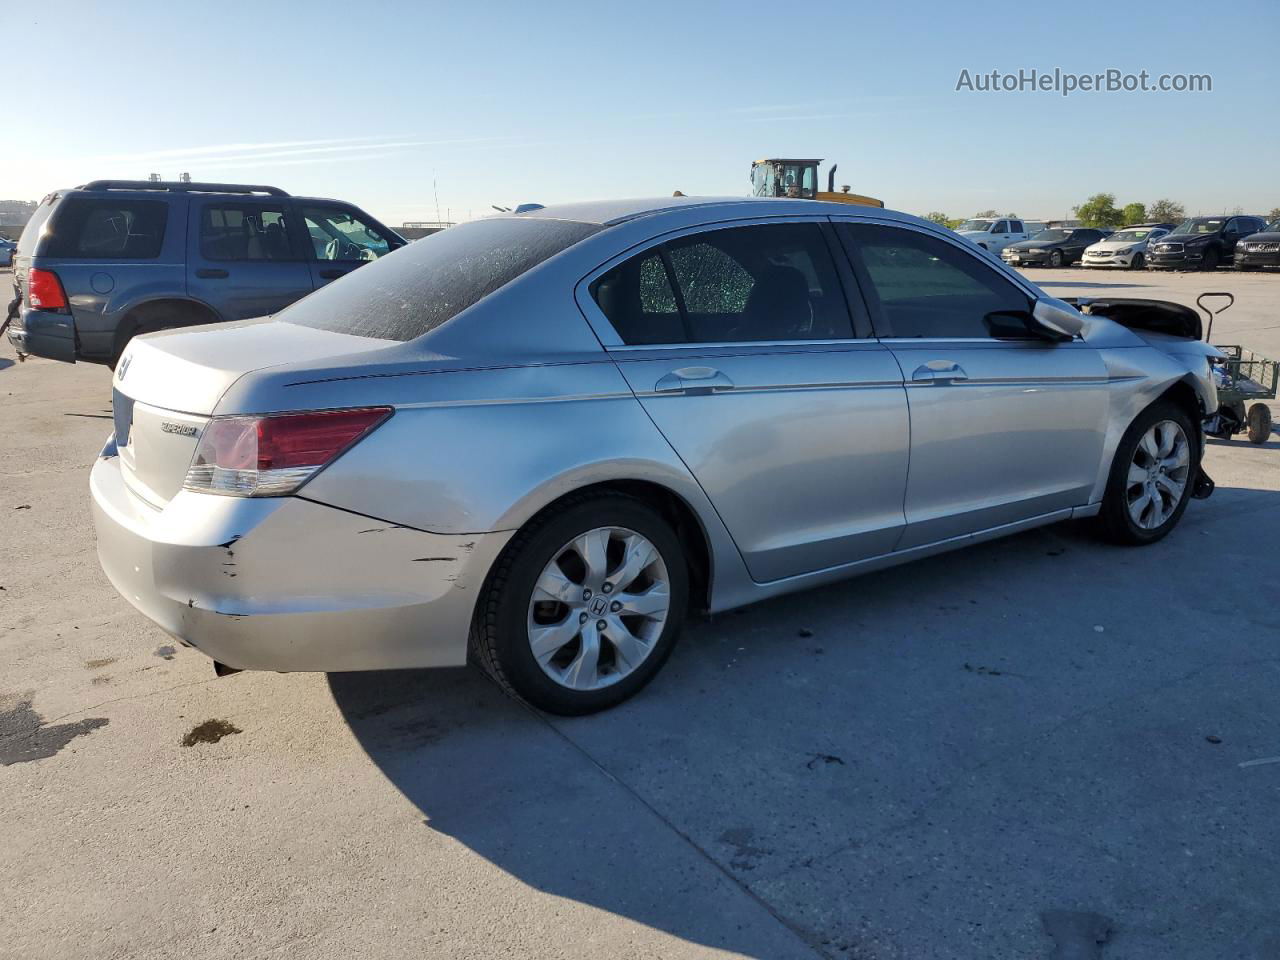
left=2, top=0, right=1276, bottom=224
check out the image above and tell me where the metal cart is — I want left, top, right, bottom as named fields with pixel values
left=1200, top=292, right=1278, bottom=444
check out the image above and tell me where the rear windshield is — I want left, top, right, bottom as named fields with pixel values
left=15, top=198, right=57, bottom=257
left=279, top=216, right=600, bottom=341
left=42, top=197, right=168, bottom=259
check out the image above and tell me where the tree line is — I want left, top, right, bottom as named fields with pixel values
left=925, top=199, right=1280, bottom=230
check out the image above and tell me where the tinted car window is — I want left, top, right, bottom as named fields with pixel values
left=201, top=204, right=296, bottom=261
left=43, top=198, right=167, bottom=259
left=1010, top=221, right=1023, bottom=233
left=669, top=223, right=853, bottom=342
left=301, top=204, right=391, bottom=261
left=841, top=224, right=1032, bottom=339
left=993, top=221, right=1009, bottom=233
left=591, top=251, right=685, bottom=345
left=281, top=217, right=599, bottom=341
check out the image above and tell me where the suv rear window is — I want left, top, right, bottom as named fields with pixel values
left=280, top=217, right=600, bottom=341
left=43, top=197, right=167, bottom=259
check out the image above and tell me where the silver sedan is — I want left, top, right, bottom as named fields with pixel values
left=92, top=197, right=1220, bottom=714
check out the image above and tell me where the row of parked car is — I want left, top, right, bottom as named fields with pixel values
left=953, top=215, right=1280, bottom=272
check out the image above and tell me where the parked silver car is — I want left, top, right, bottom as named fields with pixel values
left=92, top=197, right=1221, bottom=714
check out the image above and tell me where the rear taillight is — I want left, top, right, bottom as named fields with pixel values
left=27, top=268, right=68, bottom=311
left=183, top=407, right=392, bottom=497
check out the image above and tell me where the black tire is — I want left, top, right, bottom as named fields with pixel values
left=1247, top=404, right=1273, bottom=444
left=1049, top=249, right=1064, bottom=268
left=1096, top=401, right=1200, bottom=546
left=1130, top=252, right=1145, bottom=270
left=470, top=493, right=689, bottom=715
left=1201, top=247, right=1220, bottom=271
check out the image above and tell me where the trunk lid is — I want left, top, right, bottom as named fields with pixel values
left=112, top=319, right=395, bottom=508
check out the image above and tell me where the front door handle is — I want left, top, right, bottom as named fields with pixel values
left=195, top=268, right=229, bottom=279
left=654, top=366, right=735, bottom=395
left=912, top=361, right=969, bottom=383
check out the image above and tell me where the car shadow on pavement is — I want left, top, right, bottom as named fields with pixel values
left=329, top=485, right=1280, bottom=957
left=0, top=358, right=14, bottom=371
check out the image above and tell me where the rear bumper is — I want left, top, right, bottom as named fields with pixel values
left=6, top=308, right=76, bottom=361
left=90, top=450, right=511, bottom=672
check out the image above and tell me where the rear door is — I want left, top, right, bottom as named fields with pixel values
left=580, top=218, right=910, bottom=582
left=837, top=220, right=1109, bottom=549
left=186, top=198, right=313, bottom=320
left=297, top=202, right=400, bottom=288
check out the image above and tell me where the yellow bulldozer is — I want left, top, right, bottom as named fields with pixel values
left=749, top=158, right=883, bottom=208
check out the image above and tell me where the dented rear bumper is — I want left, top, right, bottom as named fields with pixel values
left=90, top=450, right=510, bottom=672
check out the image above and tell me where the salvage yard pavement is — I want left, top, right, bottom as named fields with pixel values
left=2, top=267, right=1279, bottom=959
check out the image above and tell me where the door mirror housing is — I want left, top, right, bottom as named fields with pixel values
left=1030, top=299, right=1086, bottom=341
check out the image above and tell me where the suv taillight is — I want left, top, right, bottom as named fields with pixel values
left=183, top=407, right=392, bottom=497
left=27, top=268, right=68, bottom=311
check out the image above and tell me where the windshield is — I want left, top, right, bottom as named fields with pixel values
left=1266, top=221, right=1280, bottom=233
left=1171, top=218, right=1224, bottom=235
left=956, top=220, right=995, bottom=232
left=281, top=216, right=600, bottom=341
left=1032, top=230, right=1070, bottom=242
left=1107, top=229, right=1153, bottom=243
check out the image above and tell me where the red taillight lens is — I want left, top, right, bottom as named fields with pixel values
left=27, top=268, right=68, bottom=310
left=184, top=407, right=392, bottom=497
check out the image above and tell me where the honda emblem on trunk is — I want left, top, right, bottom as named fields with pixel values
left=116, top=354, right=132, bottom=381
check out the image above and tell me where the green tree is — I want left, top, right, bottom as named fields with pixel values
left=1073, top=193, right=1124, bottom=228
left=1147, top=198, right=1185, bottom=225
left=1267, top=207, right=1280, bottom=224
left=925, top=211, right=952, bottom=226
left=1121, top=202, right=1147, bottom=225
left=974, top=209, right=1000, bottom=218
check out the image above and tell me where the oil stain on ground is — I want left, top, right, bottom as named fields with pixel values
left=0, top=692, right=109, bottom=766
left=181, top=719, right=242, bottom=747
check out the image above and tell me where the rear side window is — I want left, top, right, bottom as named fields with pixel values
left=43, top=198, right=167, bottom=259
left=592, top=222, right=854, bottom=345
left=841, top=223, right=1032, bottom=339
left=201, top=203, right=296, bottom=261
left=280, top=217, right=600, bottom=341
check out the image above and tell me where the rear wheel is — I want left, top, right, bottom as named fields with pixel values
left=1247, top=403, right=1273, bottom=444
left=1097, top=402, right=1199, bottom=545
left=471, top=494, right=688, bottom=715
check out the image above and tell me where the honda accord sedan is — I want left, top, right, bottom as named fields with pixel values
left=93, top=197, right=1220, bottom=714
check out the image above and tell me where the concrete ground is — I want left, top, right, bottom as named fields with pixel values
left=2, top=267, right=1279, bottom=959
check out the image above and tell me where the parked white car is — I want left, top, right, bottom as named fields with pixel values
left=1082, top=225, right=1172, bottom=270
left=954, top=218, right=1044, bottom=256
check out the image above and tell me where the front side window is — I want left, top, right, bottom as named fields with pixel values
left=994, top=221, right=1009, bottom=233
left=301, top=205, right=391, bottom=261
left=200, top=204, right=295, bottom=261
left=841, top=224, right=1032, bottom=339
left=591, top=222, right=854, bottom=345
left=43, top=198, right=167, bottom=259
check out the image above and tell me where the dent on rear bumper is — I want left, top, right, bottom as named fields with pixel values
left=90, top=456, right=511, bottom=672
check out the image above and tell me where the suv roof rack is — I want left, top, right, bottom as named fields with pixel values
left=79, top=180, right=289, bottom=197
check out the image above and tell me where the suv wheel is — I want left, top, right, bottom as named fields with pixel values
left=1097, top=401, right=1199, bottom=545
left=471, top=494, right=688, bottom=715
left=1201, top=247, right=1220, bottom=271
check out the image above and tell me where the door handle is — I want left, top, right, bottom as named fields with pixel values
left=911, top=361, right=969, bottom=383
left=195, top=268, right=229, bottom=279
left=318, top=268, right=346, bottom=280
left=654, top=366, right=735, bottom=395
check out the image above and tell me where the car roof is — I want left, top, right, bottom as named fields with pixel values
left=507, top=195, right=920, bottom=228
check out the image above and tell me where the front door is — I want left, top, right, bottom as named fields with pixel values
left=837, top=220, right=1110, bottom=549
left=297, top=202, right=396, bottom=288
left=583, top=219, right=911, bottom=582
left=186, top=198, right=313, bottom=320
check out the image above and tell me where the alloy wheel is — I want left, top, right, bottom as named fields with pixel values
left=1125, top=419, right=1191, bottom=529
left=526, top=526, right=671, bottom=691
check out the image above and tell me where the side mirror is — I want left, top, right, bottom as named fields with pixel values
left=1031, top=299, right=1086, bottom=341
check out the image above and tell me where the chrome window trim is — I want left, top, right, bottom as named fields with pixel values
left=573, top=214, right=874, bottom=351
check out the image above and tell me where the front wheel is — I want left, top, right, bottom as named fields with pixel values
left=1097, top=402, right=1199, bottom=545
left=1049, top=249, right=1064, bottom=268
left=471, top=494, right=689, bottom=715
left=1130, top=252, right=1145, bottom=270
left=1201, top=247, right=1220, bottom=271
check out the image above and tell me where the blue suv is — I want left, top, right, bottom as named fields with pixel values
left=5, top=180, right=405, bottom=367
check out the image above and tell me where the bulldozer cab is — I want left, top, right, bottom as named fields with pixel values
left=749, top=157, right=884, bottom=208
left=750, top=158, right=820, bottom=199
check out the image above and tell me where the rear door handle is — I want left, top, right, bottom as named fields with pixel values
left=911, top=361, right=969, bottom=383
left=654, top=366, right=735, bottom=395
left=195, top=268, right=229, bottom=279
left=318, top=268, right=346, bottom=280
